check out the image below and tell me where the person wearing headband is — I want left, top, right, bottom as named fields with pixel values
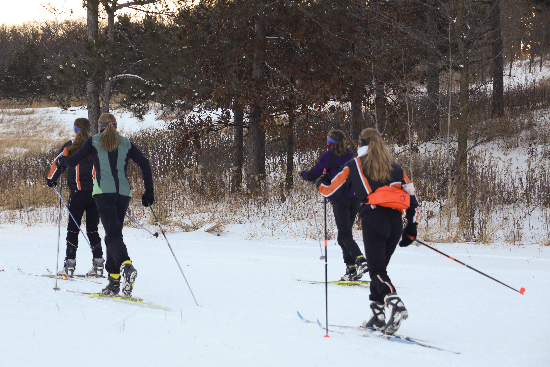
left=317, top=128, right=419, bottom=335
left=300, top=129, right=368, bottom=281
left=46, top=118, right=105, bottom=278
left=56, top=113, right=154, bottom=298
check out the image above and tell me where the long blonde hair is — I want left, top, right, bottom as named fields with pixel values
left=99, top=113, right=120, bottom=152
left=360, top=128, right=394, bottom=183
left=328, top=129, right=349, bottom=157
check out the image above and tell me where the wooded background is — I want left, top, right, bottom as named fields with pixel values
left=2, top=0, right=550, bottom=240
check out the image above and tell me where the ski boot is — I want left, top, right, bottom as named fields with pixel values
left=57, top=258, right=76, bottom=277
left=340, top=265, right=358, bottom=281
left=86, top=257, right=105, bottom=278
left=354, top=255, right=369, bottom=280
left=382, top=292, right=408, bottom=335
left=361, top=301, right=385, bottom=331
left=102, top=274, right=120, bottom=296
left=120, top=261, right=138, bottom=297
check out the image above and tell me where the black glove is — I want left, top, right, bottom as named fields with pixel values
left=46, top=178, right=56, bottom=187
left=56, top=156, right=66, bottom=168
left=399, top=222, right=417, bottom=247
left=300, top=170, right=308, bottom=181
left=315, top=174, right=331, bottom=189
left=142, top=189, right=154, bottom=207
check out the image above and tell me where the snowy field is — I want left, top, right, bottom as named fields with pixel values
left=1, top=56, right=550, bottom=367
left=0, top=223, right=548, bottom=367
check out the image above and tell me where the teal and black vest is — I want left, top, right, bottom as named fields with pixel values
left=91, top=134, right=133, bottom=197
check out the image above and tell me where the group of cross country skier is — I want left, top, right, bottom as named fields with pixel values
left=47, top=113, right=418, bottom=335
left=47, top=113, right=154, bottom=298
left=301, top=128, right=419, bottom=335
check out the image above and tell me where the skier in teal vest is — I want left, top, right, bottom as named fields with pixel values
left=57, top=113, right=154, bottom=297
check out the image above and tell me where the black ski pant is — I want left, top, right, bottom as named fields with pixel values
left=94, top=193, right=131, bottom=275
left=332, top=197, right=362, bottom=266
left=361, top=207, right=403, bottom=304
left=65, top=190, right=102, bottom=259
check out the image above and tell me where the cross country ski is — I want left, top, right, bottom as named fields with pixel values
left=18, top=268, right=103, bottom=284
left=293, top=274, right=370, bottom=287
left=57, top=288, right=170, bottom=311
left=297, top=311, right=460, bottom=354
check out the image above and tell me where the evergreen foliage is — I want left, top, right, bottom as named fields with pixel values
left=0, top=42, right=47, bottom=101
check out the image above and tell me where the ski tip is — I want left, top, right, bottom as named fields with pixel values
left=519, top=287, right=526, bottom=295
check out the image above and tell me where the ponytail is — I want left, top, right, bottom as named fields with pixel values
left=100, top=122, right=120, bottom=152
left=68, top=117, right=91, bottom=156
left=359, top=128, right=394, bottom=183
left=98, top=113, right=120, bottom=152
left=68, top=128, right=90, bottom=156
left=327, top=129, right=349, bottom=157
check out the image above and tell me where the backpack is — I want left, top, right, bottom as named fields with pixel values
left=364, top=186, right=410, bottom=210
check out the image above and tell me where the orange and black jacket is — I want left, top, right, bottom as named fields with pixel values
left=318, top=157, right=419, bottom=224
left=47, top=140, right=95, bottom=191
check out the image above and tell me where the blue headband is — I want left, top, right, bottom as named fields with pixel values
left=327, top=136, right=339, bottom=145
left=74, top=126, right=91, bottom=134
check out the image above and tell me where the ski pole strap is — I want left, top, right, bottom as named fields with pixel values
left=413, top=238, right=525, bottom=295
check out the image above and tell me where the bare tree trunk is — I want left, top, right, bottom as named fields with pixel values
left=491, top=0, right=504, bottom=116
left=457, top=0, right=471, bottom=238
left=247, top=103, right=265, bottom=194
left=102, top=1, right=117, bottom=114
left=445, top=19, right=453, bottom=231
left=247, top=0, right=267, bottom=195
left=231, top=101, right=244, bottom=193
left=87, top=0, right=100, bottom=133
left=374, top=81, right=386, bottom=134
left=426, top=0, right=440, bottom=139
left=350, top=98, right=363, bottom=140
left=285, top=100, right=295, bottom=192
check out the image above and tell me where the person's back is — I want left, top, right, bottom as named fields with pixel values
left=317, top=128, right=420, bottom=335
left=57, top=113, right=154, bottom=298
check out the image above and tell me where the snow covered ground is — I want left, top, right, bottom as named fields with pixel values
left=0, top=223, right=548, bottom=367
left=1, top=55, right=549, bottom=367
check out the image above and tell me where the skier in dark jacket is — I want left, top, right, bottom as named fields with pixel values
left=56, top=113, right=154, bottom=297
left=301, top=129, right=368, bottom=281
left=47, top=118, right=104, bottom=277
left=317, top=128, right=419, bottom=335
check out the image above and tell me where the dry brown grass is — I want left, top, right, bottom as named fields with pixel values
left=0, top=99, right=73, bottom=109
left=2, top=82, right=550, bottom=245
left=0, top=111, right=69, bottom=155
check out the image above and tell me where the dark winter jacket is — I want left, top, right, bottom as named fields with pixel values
left=302, top=148, right=356, bottom=199
left=58, top=134, right=153, bottom=197
left=48, top=140, right=95, bottom=191
left=318, top=157, right=419, bottom=224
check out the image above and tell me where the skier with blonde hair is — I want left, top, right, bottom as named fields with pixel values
left=57, top=113, right=154, bottom=297
left=317, top=128, right=419, bottom=335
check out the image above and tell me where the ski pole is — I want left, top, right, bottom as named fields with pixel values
left=125, top=213, right=158, bottom=237
left=53, top=179, right=63, bottom=291
left=149, top=205, right=199, bottom=306
left=50, top=184, right=91, bottom=247
left=323, top=168, right=329, bottom=338
left=303, top=179, right=324, bottom=260
left=412, top=238, right=526, bottom=295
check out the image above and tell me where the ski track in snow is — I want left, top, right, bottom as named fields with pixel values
left=0, top=223, right=548, bottom=367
